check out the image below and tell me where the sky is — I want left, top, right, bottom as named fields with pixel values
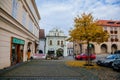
left=35, top=0, right=120, bottom=36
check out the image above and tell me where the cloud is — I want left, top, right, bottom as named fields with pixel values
left=35, top=0, right=120, bottom=35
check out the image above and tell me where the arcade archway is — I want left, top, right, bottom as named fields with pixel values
left=101, top=44, right=107, bottom=53
left=56, top=48, right=64, bottom=57
left=111, top=44, right=117, bottom=54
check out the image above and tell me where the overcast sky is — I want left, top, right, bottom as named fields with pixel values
left=35, top=0, right=120, bottom=36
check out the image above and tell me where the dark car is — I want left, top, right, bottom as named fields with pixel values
left=96, top=54, right=120, bottom=67
left=75, top=53, right=96, bottom=60
left=114, top=50, right=120, bottom=54
left=112, top=59, right=120, bottom=71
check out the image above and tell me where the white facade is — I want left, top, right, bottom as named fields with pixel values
left=39, top=38, right=46, bottom=54
left=0, top=0, right=40, bottom=69
left=46, top=28, right=67, bottom=56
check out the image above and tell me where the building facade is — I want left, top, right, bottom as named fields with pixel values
left=67, top=42, right=73, bottom=56
left=0, top=0, right=40, bottom=69
left=73, top=20, right=120, bottom=54
left=46, top=27, right=67, bottom=56
left=39, top=29, right=46, bottom=54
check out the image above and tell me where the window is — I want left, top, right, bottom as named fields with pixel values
left=114, top=27, right=117, bottom=31
left=49, top=40, right=52, bottom=45
left=12, top=0, right=18, bottom=19
left=116, top=22, right=120, bottom=24
left=110, top=27, right=113, bottom=31
left=61, top=41, right=63, bottom=46
left=114, top=35, right=118, bottom=42
left=57, top=33, right=59, bottom=36
left=111, top=35, right=114, bottom=39
left=110, top=27, right=113, bottom=34
left=115, top=35, right=117, bottom=39
left=57, top=41, right=60, bottom=45
left=107, top=22, right=115, bottom=24
left=22, top=9, right=27, bottom=26
left=103, top=27, right=107, bottom=31
left=114, top=27, right=117, bottom=34
left=28, top=19, right=33, bottom=33
left=28, top=1, right=38, bottom=22
left=34, top=27, right=38, bottom=37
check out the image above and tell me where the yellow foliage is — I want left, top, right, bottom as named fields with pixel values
left=66, top=61, right=101, bottom=70
left=68, top=13, right=109, bottom=44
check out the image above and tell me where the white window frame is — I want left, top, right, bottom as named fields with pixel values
left=12, top=0, right=18, bottom=19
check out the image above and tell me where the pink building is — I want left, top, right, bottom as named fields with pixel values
left=73, top=20, right=120, bottom=55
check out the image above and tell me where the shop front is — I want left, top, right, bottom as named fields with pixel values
left=11, top=37, right=25, bottom=66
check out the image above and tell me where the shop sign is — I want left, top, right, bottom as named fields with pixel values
left=12, top=37, right=25, bottom=44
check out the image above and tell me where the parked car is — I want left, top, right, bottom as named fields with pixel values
left=96, top=54, right=120, bottom=67
left=75, top=53, right=96, bottom=60
left=112, top=59, right=120, bottom=71
left=32, top=53, right=46, bottom=59
left=114, top=50, right=120, bottom=54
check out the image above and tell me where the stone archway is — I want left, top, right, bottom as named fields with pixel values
left=111, top=44, right=117, bottom=54
left=101, top=44, right=107, bottom=54
left=56, top=48, right=64, bottom=57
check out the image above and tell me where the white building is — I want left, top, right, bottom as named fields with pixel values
left=39, top=29, right=46, bottom=54
left=0, top=0, right=40, bottom=69
left=46, top=27, right=67, bottom=56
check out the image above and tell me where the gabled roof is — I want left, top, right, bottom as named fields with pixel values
left=97, top=20, right=120, bottom=27
left=39, top=29, right=45, bottom=39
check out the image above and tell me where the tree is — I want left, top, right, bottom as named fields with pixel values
left=68, top=13, right=109, bottom=65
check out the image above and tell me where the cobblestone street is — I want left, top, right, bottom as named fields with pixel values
left=0, top=56, right=120, bottom=80
left=0, top=58, right=99, bottom=80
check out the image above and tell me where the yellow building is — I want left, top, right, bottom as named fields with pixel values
left=73, top=20, right=120, bottom=55
left=0, top=0, right=40, bottom=69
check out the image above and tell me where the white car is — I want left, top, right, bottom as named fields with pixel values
left=32, top=53, right=46, bottom=59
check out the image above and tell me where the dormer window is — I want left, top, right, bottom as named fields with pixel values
left=108, top=21, right=115, bottom=24
left=116, top=22, right=120, bottom=24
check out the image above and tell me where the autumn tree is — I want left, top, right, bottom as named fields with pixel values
left=68, top=13, right=109, bottom=65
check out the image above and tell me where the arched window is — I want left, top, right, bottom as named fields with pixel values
left=111, top=44, right=117, bottom=53
left=61, top=41, right=63, bottom=46
left=49, top=40, right=52, bottom=45
left=57, top=40, right=60, bottom=45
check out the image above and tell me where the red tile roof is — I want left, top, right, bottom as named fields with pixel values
left=39, top=29, right=45, bottom=39
left=97, top=20, right=120, bottom=27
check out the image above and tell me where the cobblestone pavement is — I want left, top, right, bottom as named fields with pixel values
left=0, top=56, right=120, bottom=80
left=0, top=59, right=98, bottom=80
